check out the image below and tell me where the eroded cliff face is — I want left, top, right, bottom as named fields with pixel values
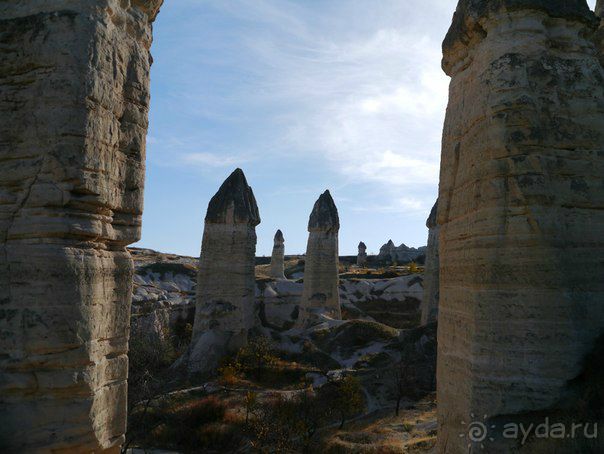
left=0, top=1, right=161, bottom=451
left=437, top=1, right=604, bottom=452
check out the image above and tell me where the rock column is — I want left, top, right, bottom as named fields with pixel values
left=298, top=190, right=341, bottom=325
left=357, top=241, right=368, bottom=267
left=0, top=2, right=161, bottom=451
left=437, top=2, right=604, bottom=452
left=270, top=229, right=286, bottom=279
left=597, top=0, right=604, bottom=62
left=420, top=200, right=439, bottom=325
left=188, top=169, right=260, bottom=374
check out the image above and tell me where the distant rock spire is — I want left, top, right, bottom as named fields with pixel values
left=308, top=190, right=339, bottom=231
left=205, top=168, right=260, bottom=225
left=270, top=229, right=286, bottom=279
left=357, top=241, right=368, bottom=267
left=298, top=190, right=341, bottom=325
left=188, top=168, right=260, bottom=375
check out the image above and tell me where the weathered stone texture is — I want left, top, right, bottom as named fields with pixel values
left=357, top=241, right=367, bottom=267
left=189, top=169, right=260, bottom=374
left=0, top=1, right=161, bottom=451
left=270, top=229, right=286, bottom=279
left=420, top=200, right=439, bottom=326
left=298, top=190, right=341, bottom=325
left=437, top=1, right=604, bottom=452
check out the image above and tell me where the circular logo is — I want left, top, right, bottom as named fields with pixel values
left=467, top=421, right=488, bottom=442
left=460, top=414, right=496, bottom=449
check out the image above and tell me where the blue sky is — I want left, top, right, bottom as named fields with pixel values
left=135, top=0, right=598, bottom=257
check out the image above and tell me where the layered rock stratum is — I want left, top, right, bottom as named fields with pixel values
left=298, top=190, right=341, bottom=325
left=0, top=1, right=161, bottom=451
left=420, top=200, right=439, bottom=326
left=270, top=229, right=286, bottom=279
left=188, top=169, right=260, bottom=375
left=437, top=1, right=604, bottom=452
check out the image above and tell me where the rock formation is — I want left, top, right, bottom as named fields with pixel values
left=298, top=190, right=341, bottom=325
left=420, top=200, right=439, bottom=325
left=378, top=239, right=396, bottom=262
left=377, top=239, right=426, bottom=264
left=270, top=229, right=286, bottom=279
left=437, top=1, right=604, bottom=452
left=357, top=241, right=368, bottom=267
left=597, top=0, right=604, bottom=63
left=0, top=1, right=161, bottom=451
left=188, top=169, right=260, bottom=374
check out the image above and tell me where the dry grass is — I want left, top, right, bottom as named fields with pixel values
left=322, top=394, right=437, bottom=453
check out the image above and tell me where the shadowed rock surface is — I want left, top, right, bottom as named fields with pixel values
left=420, top=200, right=439, bottom=325
left=0, top=1, right=161, bottom=451
left=298, top=190, right=341, bottom=325
left=270, top=229, right=286, bottom=279
left=437, top=1, right=604, bottom=452
left=188, top=169, right=260, bottom=375
left=205, top=168, right=260, bottom=225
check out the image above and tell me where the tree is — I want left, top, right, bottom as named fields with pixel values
left=319, top=375, right=365, bottom=429
left=390, top=361, right=416, bottom=416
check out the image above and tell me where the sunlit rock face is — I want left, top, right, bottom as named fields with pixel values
left=357, top=241, right=368, bottom=267
left=270, top=229, right=286, bottom=279
left=436, top=1, right=604, bottom=452
left=420, top=200, right=439, bottom=326
left=298, top=190, right=341, bottom=325
left=0, top=1, right=161, bottom=451
left=188, top=169, right=260, bottom=375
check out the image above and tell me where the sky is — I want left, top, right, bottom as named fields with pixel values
left=135, top=0, right=598, bottom=257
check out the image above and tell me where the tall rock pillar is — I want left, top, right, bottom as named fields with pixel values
left=270, top=229, right=286, bottom=279
left=298, top=190, right=341, bottom=325
left=189, top=169, right=260, bottom=374
left=0, top=1, right=162, bottom=451
left=437, top=1, right=604, bottom=452
left=420, top=200, right=439, bottom=325
left=596, top=0, right=604, bottom=61
left=357, top=242, right=368, bottom=267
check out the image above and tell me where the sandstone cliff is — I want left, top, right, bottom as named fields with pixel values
left=0, top=1, right=161, bottom=451
left=437, top=1, right=604, bottom=452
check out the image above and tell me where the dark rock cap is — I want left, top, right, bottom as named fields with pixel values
left=308, top=190, right=339, bottom=231
left=274, top=229, right=284, bottom=242
left=205, top=168, right=260, bottom=225
left=426, top=199, right=438, bottom=229
left=442, top=0, right=597, bottom=74
left=358, top=241, right=367, bottom=250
